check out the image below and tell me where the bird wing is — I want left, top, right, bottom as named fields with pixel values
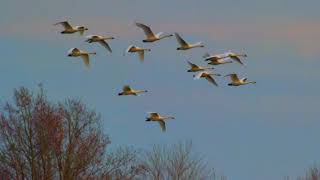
left=80, top=54, right=90, bottom=68
left=158, top=120, right=166, bottom=132
left=98, top=40, right=112, bottom=53
left=205, top=75, right=218, bottom=86
left=68, top=48, right=80, bottom=54
left=126, top=45, right=134, bottom=53
left=54, top=21, right=72, bottom=30
left=228, top=74, right=240, bottom=83
left=85, top=35, right=95, bottom=39
left=148, top=112, right=160, bottom=118
left=123, top=85, right=132, bottom=92
left=241, top=78, right=247, bottom=82
left=193, top=72, right=204, bottom=80
left=174, top=33, right=188, bottom=46
left=138, top=51, right=144, bottom=62
left=79, top=28, right=85, bottom=36
left=203, top=52, right=211, bottom=58
left=135, top=22, right=156, bottom=39
left=230, top=55, right=244, bottom=65
left=187, top=61, right=198, bottom=68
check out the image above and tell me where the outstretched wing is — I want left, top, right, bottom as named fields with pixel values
left=148, top=112, right=160, bottom=118
left=135, top=22, right=156, bottom=39
left=123, top=85, right=132, bottom=92
left=79, top=28, right=85, bottom=36
left=205, top=75, right=218, bottom=86
left=54, top=21, right=72, bottom=30
left=174, top=33, right=188, bottom=47
left=193, top=72, right=203, bottom=80
left=80, top=54, right=90, bottom=68
left=203, top=52, right=211, bottom=59
left=126, top=45, right=134, bottom=53
left=98, top=40, right=112, bottom=53
left=230, top=55, right=243, bottom=65
left=158, top=120, right=166, bottom=132
left=68, top=48, right=80, bottom=54
left=187, top=61, right=198, bottom=68
left=138, top=51, right=145, bottom=62
left=227, top=74, right=240, bottom=83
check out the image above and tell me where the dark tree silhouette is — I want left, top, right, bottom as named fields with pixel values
left=0, top=86, right=221, bottom=180
left=0, top=86, right=145, bottom=180
left=140, top=141, right=225, bottom=180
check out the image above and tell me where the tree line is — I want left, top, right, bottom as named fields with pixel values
left=0, top=86, right=317, bottom=180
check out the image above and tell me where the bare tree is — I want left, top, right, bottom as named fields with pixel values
left=297, top=167, right=320, bottom=180
left=0, top=86, right=145, bottom=180
left=141, top=141, right=225, bottom=180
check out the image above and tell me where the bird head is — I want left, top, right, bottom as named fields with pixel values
left=177, top=47, right=181, bottom=50
left=78, top=26, right=88, bottom=31
left=145, top=118, right=151, bottom=122
left=118, top=93, right=123, bottom=96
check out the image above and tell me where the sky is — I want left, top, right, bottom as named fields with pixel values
left=0, top=0, right=320, bottom=179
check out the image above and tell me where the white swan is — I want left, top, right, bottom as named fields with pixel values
left=67, top=48, right=96, bottom=68
left=146, top=112, right=175, bottom=132
left=193, top=71, right=221, bottom=86
left=187, top=61, right=214, bottom=72
left=118, top=85, right=147, bottom=96
left=224, top=50, right=247, bottom=65
left=126, top=45, right=151, bottom=61
left=224, top=73, right=256, bottom=86
left=86, top=35, right=114, bottom=53
left=174, top=33, right=204, bottom=50
left=54, top=21, right=88, bottom=35
left=203, top=52, right=232, bottom=65
left=135, top=22, right=173, bottom=43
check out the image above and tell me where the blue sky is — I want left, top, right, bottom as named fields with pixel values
left=1, top=0, right=320, bottom=179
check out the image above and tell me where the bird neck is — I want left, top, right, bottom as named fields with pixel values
left=159, top=34, right=172, bottom=39
left=192, top=43, right=203, bottom=48
left=135, top=90, right=147, bottom=93
left=163, top=116, right=174, bottom=120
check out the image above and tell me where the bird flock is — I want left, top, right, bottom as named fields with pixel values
left=54, top=20, right=256, bottom=132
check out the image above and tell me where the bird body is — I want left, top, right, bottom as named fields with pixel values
left=225, top=74, right=256, bottom=86
left=187, top=61, right=213, bottom=72
left=175, top=33, right=204, bottom=50
left=193, top=71, right=221, bottom=86
left=126, top=45, right=151, bottom=61
left=135, top=22, right=173, bottom=42
left=54, top=21, right=88, bottom=35
left=118, top=85, right=147, bottom=96
left=67, top=48, right=96, bottom=68
left=204, top=53, right=232, bottom=65
left=86, top=35, right=114, bottom=53
left=224, top=51, right=247, bottom=65
left=146, top=112, right=175, bottom=132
